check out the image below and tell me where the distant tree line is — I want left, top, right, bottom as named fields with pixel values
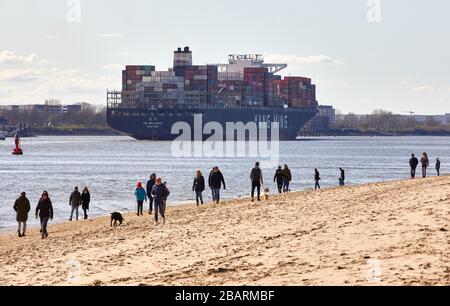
left=0, top=105, right=108, bottom=128
left=334, top=109, right=450, bottom=134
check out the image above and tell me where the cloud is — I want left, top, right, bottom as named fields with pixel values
left=0, top=50, right=38, bottom=64
left=413, top=85, right=435, bottom=93
left=43, top=35, right=59, bottom=40
left=90, top=33, right=123, bottom=39
left=401, top=76, right=417, bottom=84
left=0, top=69, right=40, bottom=82
left=104, top=51, right=129, bottom=57
left=102, top=64, right=125, bottom=71
left=265, top=53, right=343, bottom=66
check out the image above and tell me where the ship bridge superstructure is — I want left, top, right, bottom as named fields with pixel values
left=217, top=54, right=287, bottom=75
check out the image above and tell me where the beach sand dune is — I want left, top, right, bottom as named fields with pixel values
left=0, top=177, right=449, bottom=286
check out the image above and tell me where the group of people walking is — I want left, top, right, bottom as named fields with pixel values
left=135, top=174, right=170, bottom=226
left=13, top=191, right=53, bottom=239
left=409, top=153, right=441, bottom=179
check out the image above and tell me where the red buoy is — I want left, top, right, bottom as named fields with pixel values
left=12, top=133, right=23, bottom=155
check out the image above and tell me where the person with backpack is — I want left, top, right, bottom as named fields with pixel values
left=250, top=162, right=264, bottom=202
left=192, top=170, right=205, bottom=206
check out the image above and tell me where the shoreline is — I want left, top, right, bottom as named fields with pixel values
left=0, top=177, right=448, bottom=285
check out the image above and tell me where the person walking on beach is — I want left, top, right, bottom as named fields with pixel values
left=13, top=192, right=30, bottom=237
left=421, top=152, right=429, bottom=178
left=339, top=168, right=345, bottom=186
left=314, top=169, right=321, bottom=190
left=69, top=187, right=81, bottom=221
left=409, top=153, right=419, bottom=179
left=209, top=167, right=226, bottom=204
left=80, top=187, right=90, bottom=220
left=281, top=164, right=292, bottom=193
left=134, top=182, right=147, bottom=216
left=192, top=170, right=205, bottom=206
left=250, top=162, right=264, bottom=202
left=436, top=158, right=441, bottom=176
left=146, top=174, right=156, bottom=214
left=151, top=178, right=170, bottom=226
left=35, top=191, right=53, bottom=239
left=274, top=166, right=284, bottom=194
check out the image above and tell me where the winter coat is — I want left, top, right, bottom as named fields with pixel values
left=209, top=171, right=226, bottom=189
left=134, top=187, right=148, bottom=202
left=315, top=171, right=321, bottom=181
left=36, top=198, right=54, bottom=219
left=13, top=195, right=31, bottom=222
left=152, top=184, right=170, bottom=204
left=193, top=176, right=205, bottom=192
left=282, top=168, right=292, bottom=181
left=274, top=169, right=284, bottom=183
left=81, top=192, right=90, bottom=210
left=409, top=157, right=419, bottom=169
left=250, top=167, right=263, bottom=183
left=69, top=190, right=81, bottom=207
left=436, top=160, right=441, bottom=170
left=421, top=156, right=429, bottom=167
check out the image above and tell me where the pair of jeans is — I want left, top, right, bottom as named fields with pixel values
left=283, top=179, right=290, bottom=193
left=276, top=181, right=283, bottom=194
left=411, top=167, right=416, bottom=178
left=154, top=200, right=166, bottom=223
left=251, top=181, right=261, bottom=200
left=83, top=208, right=88, bottom=219
left=17, top=221, right=26, bottom=235
left=70, top=205, right=79, bottom=221
left=212, top=188, right=221, bottom=202
left=422, top=166, right=427, bottom=178
left=315, top=181, right=321, bottom=190
left=137, top=200, right=144, bottom=215
left=40, top=217, right=49, bottom=238
left=195, top=191, right=204, bottom=206
left=148, top=195, right=154, bottom=213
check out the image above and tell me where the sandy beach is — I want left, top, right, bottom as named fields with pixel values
left=0, top=177, right=448, bottom=286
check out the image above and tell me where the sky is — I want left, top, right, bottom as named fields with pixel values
left=0, top=0, right=449, bottom=114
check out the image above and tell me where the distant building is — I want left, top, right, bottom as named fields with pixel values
left=307, top=105, right=336, bottom=133
left=0, top=103, right=82, bottom=114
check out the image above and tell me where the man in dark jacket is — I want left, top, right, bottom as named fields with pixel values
left=36, top=191, right=54, bottom=239
left=13, top=192, right=31, bottom=237
left=69, top=187, right=81, bottom=221
left=209, top=167, right=226, bottom=204
left=151, top=178, right=170, bottom=226
left=274, top=166, right=284, bottom=194
left=250, top=162, right=264, bottom=202
left=146, top=173, right=156, bottom=214
left=409, top=153, right=419, bottom=179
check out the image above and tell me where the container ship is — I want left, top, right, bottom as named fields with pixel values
left=106, top=47, right=319, bottom=140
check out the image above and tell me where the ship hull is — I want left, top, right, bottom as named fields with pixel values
left=107, top=107, right=317, bottom=141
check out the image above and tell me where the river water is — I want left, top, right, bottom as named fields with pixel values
left=1, top=136, right=448, bottom=230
